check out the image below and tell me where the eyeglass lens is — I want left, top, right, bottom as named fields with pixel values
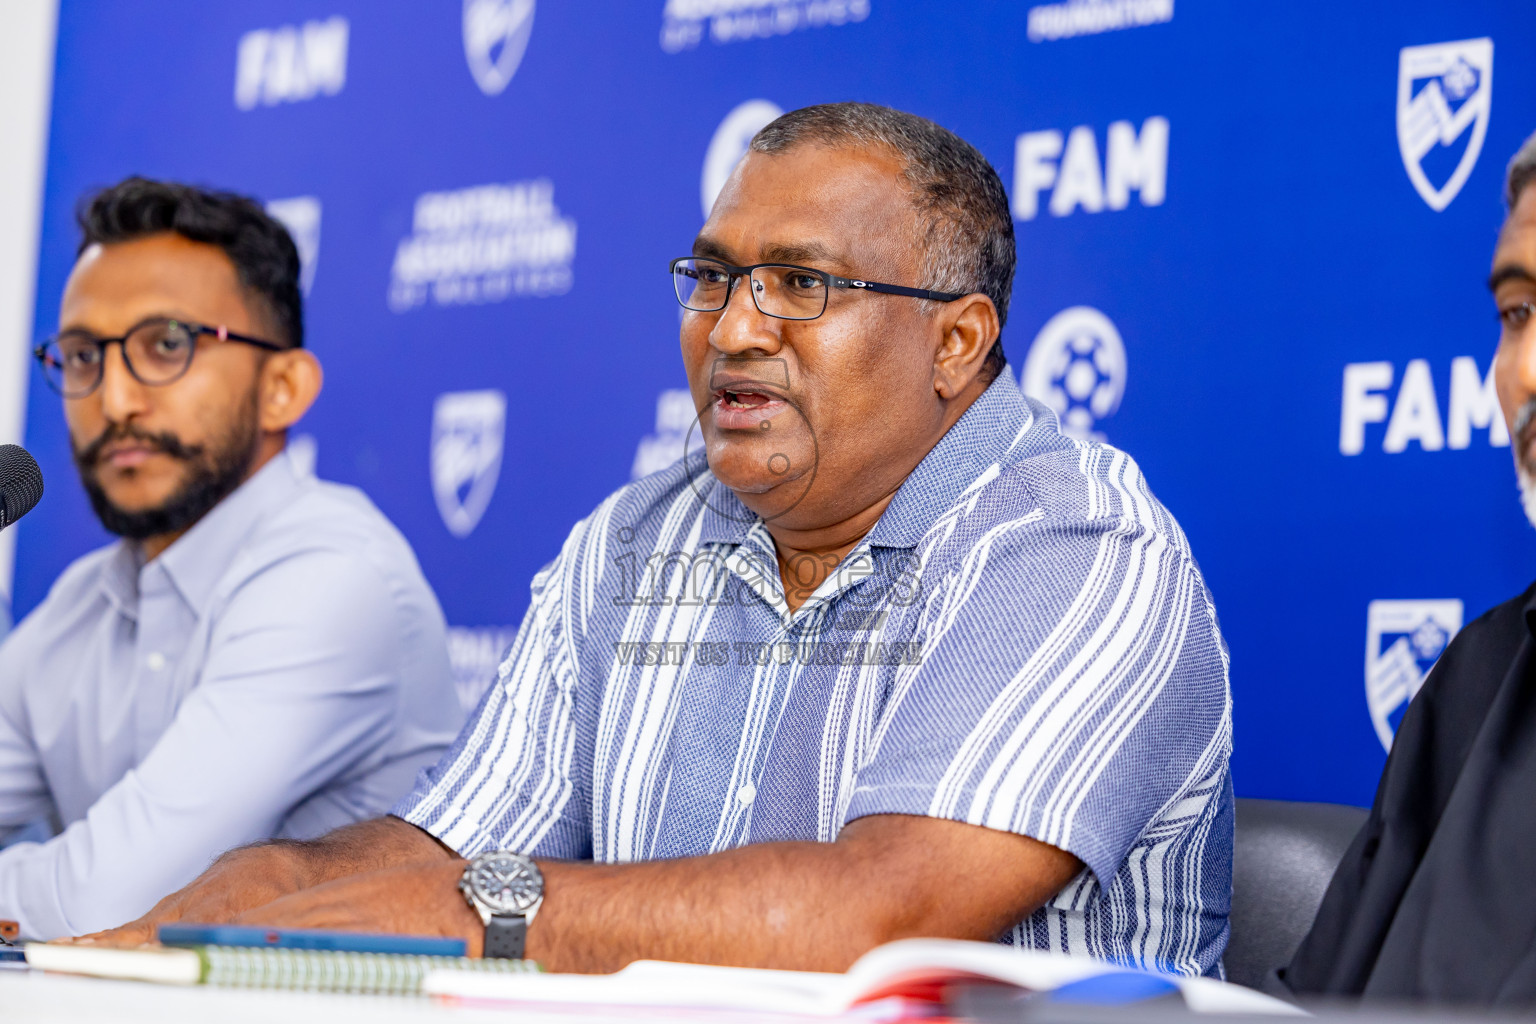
left=672, top=259, right=828, bottom=320
left=44, top=320, right=198, bottom=396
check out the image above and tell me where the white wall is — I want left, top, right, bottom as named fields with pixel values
left=0, top=1, right=59, bottom=627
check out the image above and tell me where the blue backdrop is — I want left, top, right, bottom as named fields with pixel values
left=12, top=0, right=1536, bottom=806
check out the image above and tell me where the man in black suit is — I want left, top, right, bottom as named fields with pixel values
left=1283, top=130, right=1536, bottom=1004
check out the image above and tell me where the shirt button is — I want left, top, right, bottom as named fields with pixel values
left=737, top=784, right=756, bottom=806
left=145, top=652, right=166, bottom=671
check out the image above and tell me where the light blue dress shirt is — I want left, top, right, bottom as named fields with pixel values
left=0, top=449, right=464, bottom=939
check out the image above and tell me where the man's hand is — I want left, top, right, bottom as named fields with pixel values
left=75, top=816, right=451, bottom=946
left=76, top=843, right=309, bottom=946
left=231, top=859, right=482, bottom=954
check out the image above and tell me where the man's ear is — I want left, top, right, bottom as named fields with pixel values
left=257, top=348, right=324, bottom=434
left=932, top=293, right=1000, bottom=400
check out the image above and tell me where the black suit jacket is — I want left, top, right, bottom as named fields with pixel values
left=1285, top=581, right=1536, bottom=1004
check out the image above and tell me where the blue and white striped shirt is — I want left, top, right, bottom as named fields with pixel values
left=397, top=375, right=1234, bottom=976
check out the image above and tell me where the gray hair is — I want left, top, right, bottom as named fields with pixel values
left=1507, top=129, right=1536, bottom=210
left=750, top=102, right=1015, bottom=383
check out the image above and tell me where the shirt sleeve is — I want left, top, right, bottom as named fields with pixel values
left=0, top=549, right=410, bottom=939
left=0, top=628, right=53, bottom=838
left=845, top=510, right=1231, bottom=890
left=393, top=545, right=589, bottom=861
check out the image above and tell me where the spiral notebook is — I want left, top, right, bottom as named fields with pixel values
left=25, top=942, right=537, bottom=995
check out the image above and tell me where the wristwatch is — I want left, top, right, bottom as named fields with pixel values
left=458, top=850, right=545, bottom=959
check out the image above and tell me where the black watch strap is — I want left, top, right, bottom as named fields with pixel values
left=484, top=913, right=526, bottom=959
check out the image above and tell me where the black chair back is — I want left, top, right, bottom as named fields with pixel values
left=1226, top=797, right=1368, bottom=989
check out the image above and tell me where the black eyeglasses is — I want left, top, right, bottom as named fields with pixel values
left=670, top=256, right=966, bottom=321
left=34, top=317, right=286, bottom=398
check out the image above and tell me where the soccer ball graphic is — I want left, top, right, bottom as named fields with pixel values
left=1047, top=332, right=1119, bottom=438
left=1409, top=618, right=1450, bottom=661
left=1440, top=57, right=1478, bottom=102
left=1020, top=306, right=1126, bottom=440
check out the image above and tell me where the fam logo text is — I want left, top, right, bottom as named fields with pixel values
left=1014, top=117, right=1168, bottom=220
left=1340, top=357, right=1507, bottom=455
left=235, top=17, right=348, bottom=110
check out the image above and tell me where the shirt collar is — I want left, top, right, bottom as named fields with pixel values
left=98, top=542, right=144, bottom=620
left=694, top=373, right=1029, bottom=552
left=138, top=448, right=308, bottom=613
left=695, top=454, right=762, bottom=548
left=863, top=373, right=1029, bottom=549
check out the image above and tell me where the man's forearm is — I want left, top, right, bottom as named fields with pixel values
left=529, top=816, right=1079, bottom=974
left=217, top=815, right=1080, bottom=973
left=533, top=840, right=893, bottom=973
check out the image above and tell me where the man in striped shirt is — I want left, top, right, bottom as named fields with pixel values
left=93, top=103, right=1233, bottom=977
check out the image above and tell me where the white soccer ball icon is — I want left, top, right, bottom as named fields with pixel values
left=1020, top=306, right=1127, bottom=440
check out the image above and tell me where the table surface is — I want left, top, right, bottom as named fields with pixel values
left=0, top=966, right=826, bottom=1024
left=2, top=968, right=477, bottom=1023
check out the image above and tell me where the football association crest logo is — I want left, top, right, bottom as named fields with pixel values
left=264, top=196, right=321, bottom=296
left=701, top=99, right=783, bottom=219
left=632, top=388, right=704, bottom=480
left=431, top=390, right=507, bottom=537
left=1020, top=306, right=1126, bottom=441
left=463, top=0, right=535, bottom=97
left=1396, top=38, right=1493, bottom=212
left=1365, top=599, right=1463, bottom=751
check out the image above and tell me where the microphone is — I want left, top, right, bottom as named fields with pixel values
left=0, top=444, right=43, bottom=531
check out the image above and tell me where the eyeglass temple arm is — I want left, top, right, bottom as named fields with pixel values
left=830, top=276, right=966, bottom=302
left=196, top=324, right=288, bottom=352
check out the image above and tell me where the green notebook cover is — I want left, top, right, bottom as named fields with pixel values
left=24, top=941, right=538, bottom=995
left=196, top=945, right=540, bottom=994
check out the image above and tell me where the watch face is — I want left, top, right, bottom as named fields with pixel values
left=469, top=852, right=543, bottom=914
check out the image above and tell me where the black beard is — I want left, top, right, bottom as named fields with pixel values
left=72, top=400, right=260, bottom=543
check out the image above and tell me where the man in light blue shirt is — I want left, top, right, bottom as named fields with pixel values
left=0, top=178, right=462, bottom=939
